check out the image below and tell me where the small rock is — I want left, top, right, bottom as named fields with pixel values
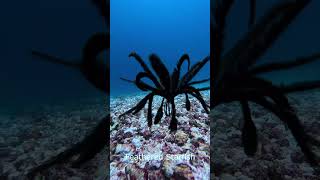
left=132, top=137, right=142, bottom=148
left=115, top=144, right=133, bottom=155
left=125, top=165, right=165, bottom=179
left=175, top=131, right=188, bottom=146
left=291, top=150, right=304, bottom=163
left=172, top=164, right=194, bottom=180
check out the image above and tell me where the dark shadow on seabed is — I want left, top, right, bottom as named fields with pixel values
left=210, top=0, right=320, bottom=179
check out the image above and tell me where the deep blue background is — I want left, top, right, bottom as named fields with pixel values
left=0, top=0, right=105, bottom=112
left=223, top=0, right=320, bottom=84
left=1, top=0, right=319, bottom=112
left=110, top=0, right=210, bottom=97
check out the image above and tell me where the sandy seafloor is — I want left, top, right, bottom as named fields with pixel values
left=211, top=90, right=320, bottom=179
left=110, top=91, right=210, bottom=180
left=1, top=90, right=320, bottom=179
left=0, top=98, right=109, bottom=179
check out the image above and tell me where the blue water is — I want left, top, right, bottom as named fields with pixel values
left=0, top=0, right=106, bottom=113
left=1, top=0, right=319, bottom=113
left=223, top=1, right=320, bottom=85
left=110, top=0, right=210, bottom=97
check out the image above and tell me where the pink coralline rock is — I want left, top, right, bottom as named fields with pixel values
left=153, top=131, right=166, bottom=139
left=125, top=164, right=165, bottom=180
left=125, top=165, right=146, bottom=179
left=141, top=129, right=152, bottom=140
left=110, top=92, right=210, bottom=179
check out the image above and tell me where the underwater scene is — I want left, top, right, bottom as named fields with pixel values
left=1, top=0, right=320, bottom=179
left=211, top=0, right=320, bottom=179
left=0, top=0, right=109, bottom=178
left=110, top=0, right=210, bottom=179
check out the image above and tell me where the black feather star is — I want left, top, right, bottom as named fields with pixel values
left=212, top=0, right=320, bottom=168
left=120, top=52, right=210, bottom=131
